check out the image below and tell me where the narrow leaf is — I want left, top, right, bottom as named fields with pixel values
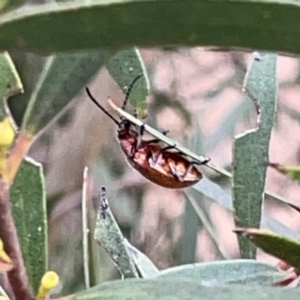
left=158, top=259, right=286, bottom=285
left=234, top=228, right=300, bottom=272
left=21, top=51, right=111, bottom=136
left=1, top=0, right=300, bottom=55
left=89, top=161, right=119, bottom=285
left=93, top=187, right=138, bottom=279
left=8, top=52, right=48, bottom=126
left=233, top=53, right=277, bottom=258
left=180, top=193, right=201, bottom=264
left=10, top=157, right=48, bottom=293
left=106, top=48, right=149, bottom=118
left=123, top=239, right=159, bottom=278
left=65, top=279, right=300, bottom=300
left=0, top=52, right=23, bottom=120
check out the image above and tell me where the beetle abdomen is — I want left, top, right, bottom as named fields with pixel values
left=133, top=162, right=200, bottom=188
left=129, top=145, right=201, bottom=189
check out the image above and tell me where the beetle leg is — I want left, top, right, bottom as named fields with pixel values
left=190, top=158, right=211, bottom=165
left=161, top=145, right=176, bottom=151
left=149, top=145, right=176, bottom=167
left=170, top=158, right=210, bottom=181
left=182, top=163, right=196, bottom=180
left=136, top=124, right=146, bottom=149
left=152, top=145, right=176, bottom=165
left=144, top=138, right=160, bottom=146
left=169, top=162, right=194, bottom=182
left=138, top=126, right=170, bottom=148
left=168, top=153, right=211, bottom=165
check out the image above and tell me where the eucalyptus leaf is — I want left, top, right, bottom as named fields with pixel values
left=124, top=239, right=159, bottom=278
left=10, top=157, right=47, bottom=293
left=180, top=194, right=200, bottom=264
left=0, top=52, right=23, bottom=120
left=8, top=52, right=47, bottom=126
left=157, top=259, right=286, bottom=285
left=106, top=48, right=149, bottom=118
left=21, top=50, right=111, bottom=136
left=232, top=53, right=277, bottom=258
left=235, top=228, right=300, bottom=272
left=93, top=187, right=138, bottom=279
left=0, top=0, right=300, bottom=55
left=67, top=278, right=298, bottom=300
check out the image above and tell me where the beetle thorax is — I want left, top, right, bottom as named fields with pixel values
left=117, top=120, right=138, bottom=157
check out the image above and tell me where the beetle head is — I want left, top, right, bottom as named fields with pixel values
left=117, top=119, right=138, bottom=138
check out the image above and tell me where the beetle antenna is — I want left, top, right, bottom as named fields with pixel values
left=86, top=87, right=120, bottom=126
left=122, top=74, right=143, bottom=110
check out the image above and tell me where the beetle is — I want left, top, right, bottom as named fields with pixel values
left=85, top=75, right=209, bottom=189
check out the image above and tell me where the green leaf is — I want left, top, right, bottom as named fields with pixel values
left=106, top=48, right=149, bottom=118
left=93, top=188, right=138, bottom=279
left=124, top=239, right=160, bottom=278
left=0, top=52, right=23, bottom=120
left=8, top=52, right=48, bottom=126
left=21, top=51, right=111, bottom=136
left=235, top=228, right=300, bottom=272
left=158, top=259, right=286, bottom=285
left=232, top=53, right=277, bottom=259
left=2, top=0, right=300, bottom=55
left=87, top=199, right=117, bottom=286
left=10, top=157, right=47, bottom=293
left=66, top=278, right=299, bottom=300
left=180, top=194, right=200, bottom=264
left=89, top=160, right=120, bottom=284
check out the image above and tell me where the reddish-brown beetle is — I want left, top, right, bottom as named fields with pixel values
left=86, top=75, right=209, bottom=189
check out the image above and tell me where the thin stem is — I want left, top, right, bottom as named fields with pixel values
left=0, top=181, right=32, bottom=300
left=82, top=167, right=90, bottom=289
left=6, top=133, right=33, bottom=185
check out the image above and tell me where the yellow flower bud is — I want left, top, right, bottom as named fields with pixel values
left=36, top=271, right=59, bottom=300
left=0, top=117, right=15, bottom=147
left=0, top=238, right=11, bottom=264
